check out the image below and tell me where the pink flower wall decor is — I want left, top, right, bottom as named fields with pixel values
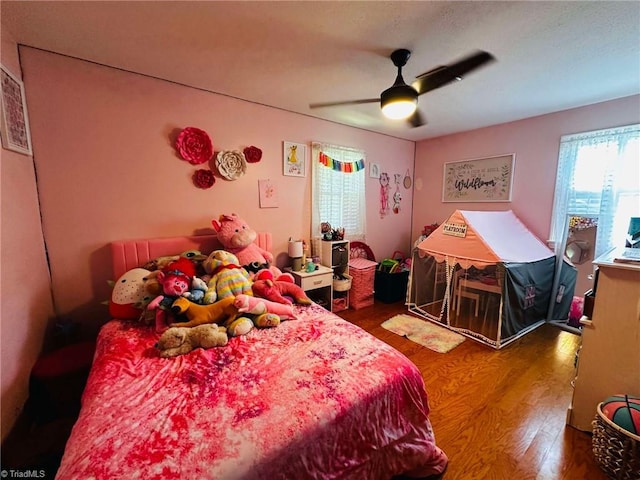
left=193, top=168, right=215, bottom=189
left=243, top=145, right=262, bottom=163
left=176, top=127, right=213, bottom=165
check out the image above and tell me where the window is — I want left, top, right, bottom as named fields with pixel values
left=311, top=142, right=366, bottom=241
left=550, top=124, right=640, bottom=256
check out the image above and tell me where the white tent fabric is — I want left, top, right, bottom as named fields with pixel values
left=417, top=210, right=553, bottom=268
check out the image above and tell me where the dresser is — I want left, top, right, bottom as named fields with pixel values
left=566, top=248, right=640, bottom=431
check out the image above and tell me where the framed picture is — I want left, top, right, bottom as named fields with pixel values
left=283, top=141, right=306, bottom=177
left=369, top=162, right=380, bottom=178
left=0, top=64, right=32, bottom=155
left=442, top=153, right=515, bottom=202
left=258, top=179, right=279, bottom=208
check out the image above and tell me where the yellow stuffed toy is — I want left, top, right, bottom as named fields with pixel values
left=171, top=296, right=254, bottom=337
left=156, top=324, right=228, bottom=358
left=202, top=250, right=253, bottom=304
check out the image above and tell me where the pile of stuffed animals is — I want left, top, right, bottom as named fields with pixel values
left=109, top=213, right=312, bottom=358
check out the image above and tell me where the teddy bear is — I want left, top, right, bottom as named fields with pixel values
left=156, top=324, right=228, bottom=358
left=251, top=270, right=312, bottom=306
left=212, top=213, right=283, bottom=277
left=202, top=250, right=253, bottom=304
left=170, top=296, right=254, bottom=337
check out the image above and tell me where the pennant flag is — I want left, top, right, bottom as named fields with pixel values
left=319, top=152, right=365, bottom=173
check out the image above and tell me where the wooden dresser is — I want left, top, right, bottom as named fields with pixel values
left=567, top=248, right=640, bottom=431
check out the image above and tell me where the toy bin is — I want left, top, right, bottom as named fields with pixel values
left=592, top=397, right=640, bottom=479
left=349, top=257, right=377, bottom=309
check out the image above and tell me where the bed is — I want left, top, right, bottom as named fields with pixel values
left=55, top=234, right=448, bottom=480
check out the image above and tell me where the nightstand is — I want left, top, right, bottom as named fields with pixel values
left=285, top=265, right=334, bottom=311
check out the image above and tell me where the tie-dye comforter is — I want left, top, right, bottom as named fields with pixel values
left=56, top=304, right=447, bottom=479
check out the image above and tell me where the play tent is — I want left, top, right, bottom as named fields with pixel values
left=407, top=210, right=576, bottom=349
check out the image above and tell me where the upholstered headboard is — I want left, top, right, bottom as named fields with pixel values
left=110, top=233, right=272, bottom=278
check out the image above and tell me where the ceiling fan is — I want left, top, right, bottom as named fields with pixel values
left=309, top=49, right=495, bottom=128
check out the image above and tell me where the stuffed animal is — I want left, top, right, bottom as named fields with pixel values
left=234, top=294, right=296, bottom=320
left=142, top=249, right=208, bottom=275
left=202, top=250, right=253, bottom=304
left=171, top=296, right=255, bottom=337
left=182, top=276, right=208, bottom=303
left=156, top=324, right=228, bottom=358
left=252, top=270, right=312, bottom=305
left=109, top=268, right=154, bottom=320
left=212, top=213, right=284, bottom=277
left=147, top=257, right=196, bottom=333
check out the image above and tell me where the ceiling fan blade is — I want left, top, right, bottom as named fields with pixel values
left=413, top=50, right=495, bottom=95
left=309, top=98, right=379, bottom=109
left=407, top=109, right=427, bottom=128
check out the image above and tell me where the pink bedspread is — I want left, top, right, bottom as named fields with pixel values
left=56, top=304, right=447, bottom=479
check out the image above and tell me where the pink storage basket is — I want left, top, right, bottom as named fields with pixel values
left=349, top=257, right=377, bottom=310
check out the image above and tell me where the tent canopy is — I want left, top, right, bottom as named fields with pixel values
left=417, top=210, right=553, bottom=268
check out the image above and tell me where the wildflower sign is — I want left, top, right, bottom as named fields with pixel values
left=443, top=154, right=514, bottom=202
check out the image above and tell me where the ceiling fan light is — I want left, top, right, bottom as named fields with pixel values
left=381, top=99, right=417, bottom=119
left=381, top=85, right=418, bottom=120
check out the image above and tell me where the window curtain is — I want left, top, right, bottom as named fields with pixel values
left=311, top=142, right=366, bottom=243
left=550, top=124, right=640, bottom=257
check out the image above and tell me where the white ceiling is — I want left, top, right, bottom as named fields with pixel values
left=2, top=1, right=639, bottom=141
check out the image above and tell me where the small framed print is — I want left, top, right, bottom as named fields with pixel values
left=258, top=179, right=279, bottom=208
left=0, top=64, right=32, bottom=155
left=283, top=141, right=306, bottom=177
left=369, top=162, right=380, bottom=178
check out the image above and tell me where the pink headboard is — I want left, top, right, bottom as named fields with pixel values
left=110, top=233, right=272, bottom=279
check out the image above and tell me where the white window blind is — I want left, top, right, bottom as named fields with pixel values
left=550, top=124, right=640, bottom=256
left=311, top=142, right=366, bottom=242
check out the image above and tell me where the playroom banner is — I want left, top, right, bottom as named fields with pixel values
left=442, top=153, right=515, bottom=202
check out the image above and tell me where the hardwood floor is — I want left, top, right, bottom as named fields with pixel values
left=338, top=300, right=608, bottom=480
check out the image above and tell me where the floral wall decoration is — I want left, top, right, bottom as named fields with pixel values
left=172, top=127, right=261, bottom=188
left=215, top=150, right=247, bottom=180
left=175, top=127, right=213, bottom=165
left=243, top=145, right=262, bottom=163
left=193, top=168, right=215, bottom=189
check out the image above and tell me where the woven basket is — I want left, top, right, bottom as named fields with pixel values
left=592, top=403, right=640, bottom=480
left=333, top=274, right=352, bottom=292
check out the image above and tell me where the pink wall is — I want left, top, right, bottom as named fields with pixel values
left=0, top=33, right=56, bottom=440
left=412, top=95, right=640, bottom=243
left=19, top=47, right=415, bottom=335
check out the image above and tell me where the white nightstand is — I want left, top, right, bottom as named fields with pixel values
left=285, top=265, right=333, bottom=311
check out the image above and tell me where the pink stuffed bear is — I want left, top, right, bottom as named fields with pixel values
left=212, top=213, right=275, bottom=274
left=234, top=294, right=296, bottom=320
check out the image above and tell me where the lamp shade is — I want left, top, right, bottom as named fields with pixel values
left=288, top=240, right=303, bottom=258
left=381, top=84, right=418, bottom=120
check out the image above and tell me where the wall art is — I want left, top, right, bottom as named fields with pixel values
left=443, top=154, right=515, bottom=202
left=0, top=64, right=32, bottom=155
left=283, top=141, right=306, bottom=177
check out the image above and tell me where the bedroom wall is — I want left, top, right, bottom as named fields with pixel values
left=0, top=32, right=56, bottom=440
left=17, top=47, right=415, bottom=336
left=411, top=95, right=640, bottom=244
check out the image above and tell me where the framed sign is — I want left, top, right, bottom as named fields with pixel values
left=443, top=154, right=514, bottom=202
left=0, top=64, right=32, bottom=155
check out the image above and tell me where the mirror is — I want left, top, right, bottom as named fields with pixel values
left=548, top=215, right=599, bottom=329
left=565, top=216, right=598, bottom=294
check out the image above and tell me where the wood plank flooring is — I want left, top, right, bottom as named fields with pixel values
left=338, top=300, right=608, bottom=480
